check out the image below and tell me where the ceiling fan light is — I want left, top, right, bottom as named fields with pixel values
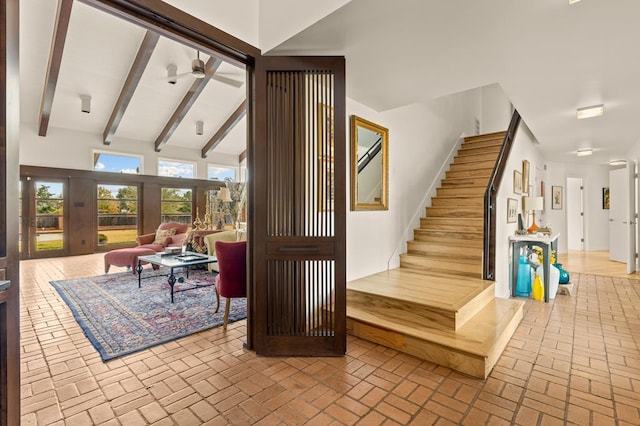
left=577, top=148, right=593, bottom=157
left=576, top=104, right=604, bottom=119
left=192, top=70, right=206, bottom=79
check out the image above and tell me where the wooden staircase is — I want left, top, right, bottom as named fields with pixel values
left=347, top=131, right=525, bottom=379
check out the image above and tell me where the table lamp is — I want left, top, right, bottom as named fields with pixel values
left=523, top=196, right=543, bottom=234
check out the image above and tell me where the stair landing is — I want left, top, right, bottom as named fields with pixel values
left=347, top=269, right=524, bottom=378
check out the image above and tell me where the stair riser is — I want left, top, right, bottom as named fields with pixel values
left=453, top=153, right=499, bottom=164
left=449, top=161, right=496, bottom=171
left=421, top=217, right=483, bottom=226
left=347, top=291, right=456, bottom=331
left=417, top=222, right=483, bottom=233
left=400, top=255, right=481, bottom=277
left=426, top=207, right=483, bottom=217
left=463, top=132, right=506, bottom=144
left=458, top=145, right=502, bottom=157
left=406, top=248, right=482, bottom=261
left=445, top=169, right=493, bottom=179
left=412, top=234, right=483, bottom=247
left=430, top=198, right=484, bottom=207
left=347, top=318, right=487, bottom=378
left=436, top=187, right=485, bottom=197
left=441, top=178, right=489, bottom=187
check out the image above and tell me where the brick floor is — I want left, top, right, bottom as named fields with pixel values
left=19, top=254, right=640, bottom=425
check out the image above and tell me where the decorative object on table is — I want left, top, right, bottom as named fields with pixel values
left=517, top=213, right=525, bottom=232
left=554, top=263, right=571, bottom=284
left=602, top=187, right=610, bottom=209
left=522, top=160, right=530, bottom=193
left=551, top=186, right=563, bottom=210
left=513, top=170, right=522, bottom=194
left=516, top=255, right=531, bottom=297
left=523, top=196, right=543, bottom=233
left=537, top=226, right=553, bottom=236
left=50, top=269, right=246, bottom=361
left=507, top=198, right=518, bottom=223
left=532, top=271, right=544, bottom=301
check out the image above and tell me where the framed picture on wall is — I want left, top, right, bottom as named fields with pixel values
left=603, top=187, right=610, bottom=209
left=513, top=170, right=522, bottom=194
left=522, top=160, right=530, bottom=193
left=507, top=198, right=518, bottom=223
left=552, top=186, right=563, bottom=210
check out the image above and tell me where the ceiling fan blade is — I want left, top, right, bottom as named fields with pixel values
left=210, top=74, right=244, bottom=88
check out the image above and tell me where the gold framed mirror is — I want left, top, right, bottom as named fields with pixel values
left=350, top=115, right=389, bottom=210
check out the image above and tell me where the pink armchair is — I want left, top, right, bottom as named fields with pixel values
left=136, top=222, right=190, bottom=252
left=214, top=241, right=247, bottom=330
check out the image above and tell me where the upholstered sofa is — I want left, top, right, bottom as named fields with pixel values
left=204, top=230, right=242, bottom=272
left=136, top=221, right=190, bottom=252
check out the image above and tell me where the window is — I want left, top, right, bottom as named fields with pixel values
left=208, top=164, right=236, bottom=181
left=97, top=184, right=139, bottom=246
left=35, top=181, right=65, bottom=251
left=158, top=159, right=196, bottom=179
left=161, top=187, right=193, bottom=225
left=93, top=151, right=142, bottom=174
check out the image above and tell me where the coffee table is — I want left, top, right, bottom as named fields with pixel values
left=136, top=252, right=218, bottom=303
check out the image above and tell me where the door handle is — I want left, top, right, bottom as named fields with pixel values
left=279, top=246, right=320, bottom=253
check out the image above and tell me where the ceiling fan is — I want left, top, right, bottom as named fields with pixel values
left=167, top=51, right=244, bottom=88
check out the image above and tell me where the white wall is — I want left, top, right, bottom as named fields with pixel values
left=346, top=89, right=481, bottom=281
left=544, top=162, right=610, bottom=253
left=19, top=124, right=239, bottom=179
left=495, top=122, right=544, bottom=298
left=164, top=0, right=260, bottom=47
left=259, top=0, right=352, bottom=52
left=480, top=84, right=512, bottom=134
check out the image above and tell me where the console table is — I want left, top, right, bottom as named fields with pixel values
left=509, top=234, right=559, bottom=303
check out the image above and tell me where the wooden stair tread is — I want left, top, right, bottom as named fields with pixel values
left=347, top=268, right=492, bottom=311
left=463, top=131, right=507, bottom=143
left=347, top=297, right=524, bottom=358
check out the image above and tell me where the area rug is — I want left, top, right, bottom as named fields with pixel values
left=50, top=269, right=246, bottom=362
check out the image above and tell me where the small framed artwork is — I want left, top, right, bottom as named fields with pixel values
left=513, top=170, right=522, bottom=194
left=602, top=187, right=610, bottom=209
left=552, top=186, right=563, bottom=210
left=507, top=198, right=518, bottom=223
left=522, top=160, right=530, bottom=193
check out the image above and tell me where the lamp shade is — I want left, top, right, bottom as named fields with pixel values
left=523, top=196, right=543, bottom=211
left=217, top=187, right=232, bottom=202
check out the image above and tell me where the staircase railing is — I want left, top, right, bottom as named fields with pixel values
left=357, top=136, right=382, bottom=173
left=483, top=109, right=521, bottom=280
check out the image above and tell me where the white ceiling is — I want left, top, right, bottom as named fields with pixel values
left=21, top=0, right=640, bottom=166
left=270, top=0, right=640, bottom=166
left=20, top=0, right=247, bottom=157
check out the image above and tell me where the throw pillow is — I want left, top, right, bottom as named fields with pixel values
left=153, top=228, right=176, bottom=245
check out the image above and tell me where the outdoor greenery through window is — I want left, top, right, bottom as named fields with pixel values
left=161, top=187, right=193, bottom=225
left=97, top=184, right=138, bottom=246
left=35, top=181, right=64, bottom=251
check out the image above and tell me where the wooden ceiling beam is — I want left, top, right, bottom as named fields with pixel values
left=38, top=0, right=74, bottom=137
left=103, top=31, right=159, bottom=145
left=238, top=150, right=247, bottom=163
left=154, top=56, right=222, bottom=152
left=201, top=100, right=247, bottom=158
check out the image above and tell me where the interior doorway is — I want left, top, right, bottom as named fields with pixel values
left=566, top=177, right=584, bottom=251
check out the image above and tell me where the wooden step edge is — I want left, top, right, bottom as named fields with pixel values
left=401, top=252, right=482, bottom=263
left=347, top=297, right=524, bottom=379
left=463, top=131, right=507, bottom=142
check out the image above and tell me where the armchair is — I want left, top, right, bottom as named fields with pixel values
left=213, top=241, right=247, bottom=330
left=137, top=222, right=190, bottom=252
left=204, top=230, right=238, bottom=272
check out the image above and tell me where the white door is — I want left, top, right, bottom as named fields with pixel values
left=609, top=164, right=636, bottom=273
left=567, top=178, right=584, bottom=250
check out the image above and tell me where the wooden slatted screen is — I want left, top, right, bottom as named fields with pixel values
left=252, top=56, right=346, bottom=356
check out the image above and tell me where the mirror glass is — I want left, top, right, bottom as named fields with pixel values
left=351, top=115, right=389, bottom=210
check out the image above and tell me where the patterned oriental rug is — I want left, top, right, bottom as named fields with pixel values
left=50, top=269, right=246, bottom=362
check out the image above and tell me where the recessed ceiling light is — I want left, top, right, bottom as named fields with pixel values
left=569, top=0, right=582, bottom=4
left=576, top=104, right=604, bottom=119
left=577, top=148, right=593, bottom=156
left=609, top=160, right=627, bottom=166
